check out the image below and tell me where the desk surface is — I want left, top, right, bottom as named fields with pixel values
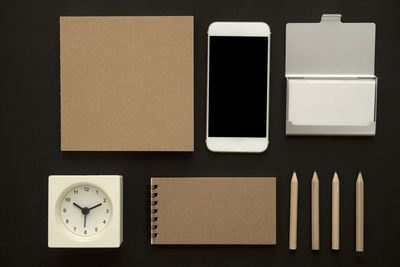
left=1, top=0, right=399, bottom=266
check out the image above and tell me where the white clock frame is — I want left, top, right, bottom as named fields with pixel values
left=48, top=175, right=123, bottom=248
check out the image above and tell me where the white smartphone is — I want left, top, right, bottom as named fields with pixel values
left=206, top=22, right=271, bottom=153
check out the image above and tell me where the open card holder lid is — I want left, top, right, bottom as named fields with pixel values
left=285, top=14, right=377, bottom=136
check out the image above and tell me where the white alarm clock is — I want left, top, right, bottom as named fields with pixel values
left=48, top=175, right=122, bottom=248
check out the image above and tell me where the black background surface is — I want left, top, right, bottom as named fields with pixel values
left=1, top=0, right=400, bottom=266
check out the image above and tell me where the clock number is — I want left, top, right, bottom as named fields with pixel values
left=63, top=208, right=66, bottom=213
left=95, top=227, right=98, bottom=232
left=96, top=190, right=98, bottom=195
left=84, top=230, right=87, bottom=235
left=65, top=197, right=71, bottom=202
left=84, top=187, right=89, bottom=192
left=73, top=189, right=78, bottom=194
left=103, top=198, right=107, bottom=203
left=103, top=220, right=106, bottom=224
left=73, top=227, right=76, bottom=231
left=66, top=219, right=69, bottom=224
left=106, top=209, right=109, bottom=214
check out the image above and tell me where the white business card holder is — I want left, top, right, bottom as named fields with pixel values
left=285, top=14, right=377, bottom=136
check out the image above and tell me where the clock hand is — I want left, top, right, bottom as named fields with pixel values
left=89, top=203, right=102, bottom=210
left=80, top=207, right=90, bottom=228
left=73, top=203, right=102, bottom=229
left=73, top=202, right=83, bottom=210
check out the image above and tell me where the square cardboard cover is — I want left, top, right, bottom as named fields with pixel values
left=60, top=16, right=194, bottom=151
left=285, top=14, right=377, bottom=136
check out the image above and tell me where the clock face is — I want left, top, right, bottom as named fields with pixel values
left=60, top=184, right=111, bottom=237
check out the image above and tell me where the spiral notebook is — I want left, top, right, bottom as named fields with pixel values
left=150, top=177, right=276, bottom=245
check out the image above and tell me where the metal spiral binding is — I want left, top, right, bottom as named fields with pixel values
left=150, top=184, right=158, bottom=238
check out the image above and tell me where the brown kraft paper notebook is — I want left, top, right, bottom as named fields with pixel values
left=60, top=16, right=193, bottom=151
left=150, top=177, right=276, bottom=245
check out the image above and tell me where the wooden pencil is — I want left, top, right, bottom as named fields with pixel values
left=311, top=171, right=320, bottom=250
left=332, top=172, right=340, bottom=250
left=356, top=172, right=364, bottom=252
left=289, top=171, right=298, bottom=250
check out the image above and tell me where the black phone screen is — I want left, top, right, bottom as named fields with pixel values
left=208, top=36, right=269, bottom=137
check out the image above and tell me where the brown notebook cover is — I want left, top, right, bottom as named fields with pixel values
left=60, top=16, right=193, bottom=151
left=150, top=177, right=276, bottom=245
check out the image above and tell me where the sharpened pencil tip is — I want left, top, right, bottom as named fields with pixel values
left=291, top=171, right=298, bottom=181
left=312, top=171, right=318, bottom=181
left=357, top=172, right=363, bottom=182
left=333, top=172, right=339, bottom=181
